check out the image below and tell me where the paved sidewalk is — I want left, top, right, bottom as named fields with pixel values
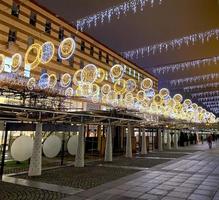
left=64, top=142, right=219, bottom=200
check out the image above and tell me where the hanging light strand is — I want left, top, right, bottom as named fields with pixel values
left=122, top=29, right=219, bottom=59
left=76, top=0, right=162, bottom=31
left=191, top=91, right=219, bottom=98
left=153, top=55, right=219, bottom=74
left=198, top=96, right=219, bottom=102
left=183, top=82, right=219, bottom=92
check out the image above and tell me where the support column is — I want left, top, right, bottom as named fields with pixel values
left=75, top=123, right=85, bottom=167
left=174, top=130, right=178, bottom=150
left=167, top=129, right=171, bottom=150
left=28, top=123, right=42, bottom=176
left=126, top=123, right=132, bottom=158
left=158, top=128, right=163, bottom=151
left=104, top=123, right=112, bottom=162
left=141, top=127, right=147, bottom=155
left=97, top=125, right=101, bottom=152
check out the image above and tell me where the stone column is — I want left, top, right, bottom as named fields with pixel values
left=75, top=124, right=85, bottom=167
left=158, top=128, right=163, bottom=152
left=141, top=127, right=147, bottom=155
left=104, top=124, right=112, bottom=162
left=167, top=129, right=171, bottom=150
left=28, top=123, right=42, bottom=176
left=126, top=123, right=132, bottom=158
left=97, top=125, right=101, bottom=152
left=174, top=130, right=178, bottom=150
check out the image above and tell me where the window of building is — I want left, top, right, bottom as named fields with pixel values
left=81, top=41, right=85, bottom=52
left=133, top=70, right=136, bottom=78
left=80, top=60, right=84, bottom=69
left=45, top=20, right=51, bottom=34
left=8, top=29, right=17, bottom=42
left=57, top=53, right=62, bottom=63
left=106, top=54, right=109, bottom=64
left=99, top=50, right=102, bottom=60
left=58, top=27, right=64, bottom=40
left=90, top=46, right=94, bottom=56
left=27, top=36, right=34, bottom=47
left=30, top=12, right=37, bottom=26
left=129, top=67, right=131, bottom=75
left=11, top=2, right=20, bottom=18
left=69, top=56, right=74, bottom=67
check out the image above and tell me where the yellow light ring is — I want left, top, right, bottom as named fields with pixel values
left=73, top=69, right=82, bottom=86
left=81, top=64, right=98, bottom=84
left=11, top=53, right=22, bottom=72
left=60, top=73, right=71, bottom=88
left=153, top=94, right=163, bottom=106
left=91, top=83, right=100, bottom=96
left=0, top=54, right=5, bottom=73
left=96, top=68, right=105, bottom=83
left=114, top=79, right=126, bottom=94
left=110, top=64, right=124, bottom=80
left=92, top=94, right=100, bottom=104
left=49, top=74, right=57, bottom=88
left=159, top=88, right=169, bottom=98
left=124, top=92, right=134, bottom=105
left=101, top=95, right=107, bottom=104
left=75, top=85, right=82, bottom=96
left=81, top=83, right=93, bottom=97
left=173, top=94, right=183, bottom=103
left=126, top=79, right=136, bottom=92
left=183, top=99, right=192, bottom=107
left=58, top=37, right=76, bottom=60
left=27, top=77, right=36, bottom=90
left=25, top=43, right=42, bottom=70
left=106, top=90, right=118, bottom=104
left=136, top=90, right=145, bottom=102
left=101, top=84, right=111, bottom=95
left=40, top=41, right=55, bottom=64
left=65, top=87, right=74, bottom=97
left=141, top=78, right=153, bottom=90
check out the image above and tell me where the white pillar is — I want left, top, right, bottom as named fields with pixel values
left=174, top=130, right=178, bottom=150
left=28, top=123, right=42, bottom=176
left=167, top=129, right=171, bottom=150
left=75, top=124, right=85, bottom=167
left=104, top=124, right=112, bottom=162
left=126, top=123, right=132, bottom=158
left=158, top=129, right=163, bottom=151
left=141, top=128, right=147, bottom=155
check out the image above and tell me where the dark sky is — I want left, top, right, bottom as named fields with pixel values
left=35, top=0, right=219, bottom=115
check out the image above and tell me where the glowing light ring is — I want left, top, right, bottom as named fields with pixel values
left=49, top=74, right=57, bottom=88
left=81, top=64, right=98, bottom=84
left=25, top=43, right=42, bottom=70
left=92, top=95, right=100, bottom=103
left=141, top=78, right=153, bottom=90
left=40, top=41, right=55, bottom=64
left=101, top=84, right=111, bottom=95
left=27, top=77, right=36, bottom=90
left=91, top=83, right=100, bottom=95
left=153, top=94, right=163, bottom=106
left=11, top=53, right=22, bottom=72
left=58, top=37, right=76, bottom=60
left=114, top=79, right=126, bottom=94
left=80, top=83, right=93, bottom=97
left=65, top=87, right=74, bottom=97
left=106, top=91, right=118, bottom=104
left=96, top=68, right=105, bottom=83
left=124, top=92, right=134, bottom=105
left=136, top=90, right=145, bottom=102
left=73, top=70, right=83, bottom=86
left=110, top=64, right=124, bottom=80
left=126, top=79, right=136, bottom=92
left=145, top=88, right=155, bottom=98
left=159, top=88, right=169, bottom=98
left=173, top=94, right=183, bottom=103
left=38, top=73, right=50, bottom=89
left=60, top=73, right=71, bottom=88
left=0, top=54, right=5, bottom=73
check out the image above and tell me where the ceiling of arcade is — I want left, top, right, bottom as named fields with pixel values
left=35, top=0, right=219, bottom=117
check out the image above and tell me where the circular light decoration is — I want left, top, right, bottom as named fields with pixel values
left=92, top=94, right=100, bottom=103
left=126, top=79, right=136, bottom=92
left=96, top=68, right=105, bottom=83
left=58, top=37, right=76, bottom=60
left=73, top=69, right=82, bottom=86
left=141, top=78, right=153, bottom=90
left=91, top=83, right=100, bottom=96
left=11, top=53, right=22, bottom=72
left=159, top=88, right=169, bottom=99
left=174, top=102, right=183, bottom=112
left=49, top=74, right=57, bottom=88
left=67, top=135, right=78, bottom=156
left=65, top=87, right=74, bottom=97
left=27, top=77, right=36, bottom=90
left=43, top=135, right=62, bottom=158
left=80, top=83, right=93, bottom=97
left=192, top=103, right=198, bottom=111
left=145, top=88, right=155, bottom=98
left=60, top=73, right=71, bottom=88
left=39, top=73, right=50, bottom=89
left=136, top=90, right=145, bottom=102
left=101, top=84, right=111, bottom=95
left=124, top=92, right=134, bottom=105
left=153, top=94, right=163, bottom=106
left=167, top=98, right=176, bottom=108
left=40, top=41, right=55, bottom=64
left=106, top=90, right=118, bottom=104
left=11, top=136, right=33, bottom=162
left=0, top=54, right=5, bottom=73
left=25, top=43, right=42, bottom=70
left=183, top=99, right=192, bottom=107
left=81, top=64, right=98, bottom=84
left=110, top=64, right=124, bottom=80
left=114, top=79, right=126, bottom=94
left=173, top=94, right=183, bottom=103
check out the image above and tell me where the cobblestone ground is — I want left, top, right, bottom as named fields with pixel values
left=0, top=181, right=68, bottom=200
left=15, top=166, right=138, bottom=189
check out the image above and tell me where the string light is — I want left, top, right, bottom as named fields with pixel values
left=58, top=37, right=76, bottom=60
left=184, top=82, right=219, bottom=92
left=122, top=29, right=219, bottom=59
left=40, top=41, right=55, bottom=64
left=191, top=91, right=219, bottom=98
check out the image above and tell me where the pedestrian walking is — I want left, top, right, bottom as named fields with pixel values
left=207, top=134, right=213, bottom=149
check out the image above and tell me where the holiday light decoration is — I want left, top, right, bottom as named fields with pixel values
left=136, top=90, right=146, bottom=102
left=96, top=68, right=105, bottom=83
left=110, top=64, right=124, bottom=81
left=184, top=82, right=219, bottom=92
left=0, top=54, right=5, bottom=73
left=101, top=84, right=111, bottom=95
left=65, top=87, right=74, bottom=97
left=159, top=88, right=169, bottom=99
left=60, top=73, right=72, bottom=88
left=170, top=73, right=219, bottom=86
left=114, top=79, right=126, bottom=94
left=141, top=78, right=153, bottom=90
left=38, top=73, right=50, bottom=89
left=76, top=0, right=162, bottom=31
left=122, top=29, right=219, bottom=59
left=58, top=37, right=76, bottom=60
left=203, top=101, right=219, bottom=105
left=198, top=96, right=219, bottom=102
left=27, top=77, right=36, bottom=90
left=11, top=53, right=22, bottom=72
left=191, top=91, right=219, bottom=98
left=40, top=41, right=55, bottom=64
left=126, top=79, right=136, bottom=92
left=173, top=94, right=183, bottom=103
left=49, top=74, right=57, bottom=88
left=153, top=55, right=219, bottom=74
left=81, top=64, right=98, bottom=84
left=73, top=70, right=82, bottom=86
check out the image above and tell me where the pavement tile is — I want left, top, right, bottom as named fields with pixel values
left=188, top=194, right=211, bottom=200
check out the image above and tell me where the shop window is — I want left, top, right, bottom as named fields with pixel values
left=81, top=41, right=85, bottom=52
left=45, top=20, right=51, bottom=34
left=30, top=11, right=37, bottom=26
left=58, top=27, right=64, bottom=40
left=11, top=2, right=20, bottom=18
left=8, top=29, right=17, bottom=42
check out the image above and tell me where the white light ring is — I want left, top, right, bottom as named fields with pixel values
left=40, top=41, right=55, bottom=64
left=91, top=83, right=100, bottom=96
left=11, top=53, right=23, bottom=72
left=126, top=79, right=136, bottom=92
left=81, top=64, right=98, bottom=84
left=49, top=74, right=57, bottom=88
left=110, top=64, right=124, bottom=80
left=96, top=68, right=105, bottom=83
left=58, top=37, right=76, bottom=60
left=141, top=78, right=153, bottom=90
left=60, top=73, right=72, bottom=88
left=65, top=87, right=74, bottom=97
left=27, top=77, right=36, bottom=90
left=114, top=79, right=126, bottom=94
left=38, top=73, right=50, bottom=89
left=136, top=90, right=146, bottom=102
left=73, top=69, right=83, bottom=86
left=101, top=84, right=111, bottom=95
left=92, top=94, right=100, bottom=103
left=0, top=54, right=5, bottom=73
